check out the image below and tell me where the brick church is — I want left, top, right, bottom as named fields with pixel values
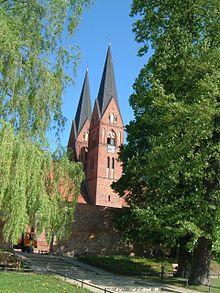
left=68, top=45, right=125, bottom=208
left=5, top=46, right=128, bottom=254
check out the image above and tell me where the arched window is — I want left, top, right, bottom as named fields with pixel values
left=111, top=157, right=115, bottom=179
left=107, top=156, right=110, bottom=178
left=107, top=131, right=116, bottom=146
left=108, top=195, right=111, bottom=202
left=108, top=113, right=117, bottom=124
left=112, top=158, right=115, bottom=169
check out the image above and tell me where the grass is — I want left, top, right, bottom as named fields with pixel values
left=80, top=255, right=220, bottom=292
left=79, top=255, right=174, bottom=275
left=0, top=271, right=90, bottom=293
left=165, top=277, right=220, bottom=293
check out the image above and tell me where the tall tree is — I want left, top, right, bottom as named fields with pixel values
left=46, top=150, right=84, bottom=254
left=0, top=0, right=90, bottom=243
left=113, top=0, right=220, bottom=285
left=0, top=0, right=90, bottom=140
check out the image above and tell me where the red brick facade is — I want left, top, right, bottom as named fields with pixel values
left=86, top=98, right=124, bottom=207
left=69, top=46, right=125, bottom=208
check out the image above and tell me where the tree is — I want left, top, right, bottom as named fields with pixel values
left=0, top=0, right=90, bottom=139
left=0, top=0, right=90, bottom=243
left=45, top=149, right=84, bottom=254
left=113, top=0, right=220, bottom=285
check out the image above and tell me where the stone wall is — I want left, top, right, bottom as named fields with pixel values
left=56, top=203, right=130, bottom=256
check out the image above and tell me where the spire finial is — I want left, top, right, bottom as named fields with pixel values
left=108, top=33, right=111, bottom=46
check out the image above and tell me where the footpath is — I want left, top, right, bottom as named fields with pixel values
left=16, top=252, right=201, bottom=293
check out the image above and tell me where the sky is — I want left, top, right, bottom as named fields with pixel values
left=50, top=0, right=151, bottom=149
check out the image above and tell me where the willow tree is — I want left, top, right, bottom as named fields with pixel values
left=113, top=0, right=220, bottom=285
left=0, top=0, right=90, bottom=243
left=46, top=151, right=84, bottom=254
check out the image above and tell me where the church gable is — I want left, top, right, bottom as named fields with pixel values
left=99, top=97, right=124, bottom=148
left=100, top=97, right=123, bottom=128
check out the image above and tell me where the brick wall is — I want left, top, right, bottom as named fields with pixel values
left=55, top=203, right=131, bottom=256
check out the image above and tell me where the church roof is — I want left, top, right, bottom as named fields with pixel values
left=74, top=69, right=92, bottom=135
left=97, top=45, right=119, bottom=116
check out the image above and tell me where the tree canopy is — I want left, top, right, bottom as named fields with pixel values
left=0, top=0, right=90, bottom=141
left=0, top=0, right=90, bottom=243
left=113, top=0, right=220, bottom=285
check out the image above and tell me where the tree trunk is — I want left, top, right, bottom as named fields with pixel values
left=177, top=251, right=191, bottom=278
left=188, top=237, right=212, bottom=285
left=177, top=238, right=192, bottom=278
left=49, top=233, right=55, bottom=255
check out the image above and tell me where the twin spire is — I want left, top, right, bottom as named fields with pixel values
left=97, top=45, right=118, bottom=115
left=73, top=45, right=118, bottom=135
left=74, top=68, right=92, bottom=135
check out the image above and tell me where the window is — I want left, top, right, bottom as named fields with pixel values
left=108, top=113, right=117, bottom=124
left=112, top=158, right=115, bottom=169
left=83, top=132, right=89, bottom=142
left=107, top=156, right=110, bottom=178
left=107, top=137, right=115, bottom=146
left=111, top=158, right=115, bottom=179
left=107, top=131, right=116, bottom=153
left=107, top=131, right=116, bottom=146
left=108, top=195, right=111, bottom=202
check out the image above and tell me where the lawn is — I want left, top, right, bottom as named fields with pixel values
left=166, top=278, right=220, bottom=293
left=79, top=255, right=220, bottom=292
left=79, top=255, right=174, bottom=275
left=0, top=271, right=90, bottom=293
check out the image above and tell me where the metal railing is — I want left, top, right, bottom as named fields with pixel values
left=47, top=268, right=115, bottom=293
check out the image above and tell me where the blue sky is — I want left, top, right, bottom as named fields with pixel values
left=50, top=0, right=151, bottom=149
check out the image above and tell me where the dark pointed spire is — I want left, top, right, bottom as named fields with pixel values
left=97, top=45, right=118, bottom=116
left=74, top=69, right=92, bottom=135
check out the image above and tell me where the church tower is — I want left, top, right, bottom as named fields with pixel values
left=68, top=68, right=92, bottom=170
left=86, top=45, right=124, bottom=208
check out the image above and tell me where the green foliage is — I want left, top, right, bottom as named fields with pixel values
left=0, top=0, right=90, bottom=141
left=0, top=0, right=90, bottom=243
left=0, top=121, right=52, bottom=242
left=113, top=0, right=220, bottom=251
left=0, top=123, right=85, bottom=244
left=46, top=148, right=85, bottom=243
